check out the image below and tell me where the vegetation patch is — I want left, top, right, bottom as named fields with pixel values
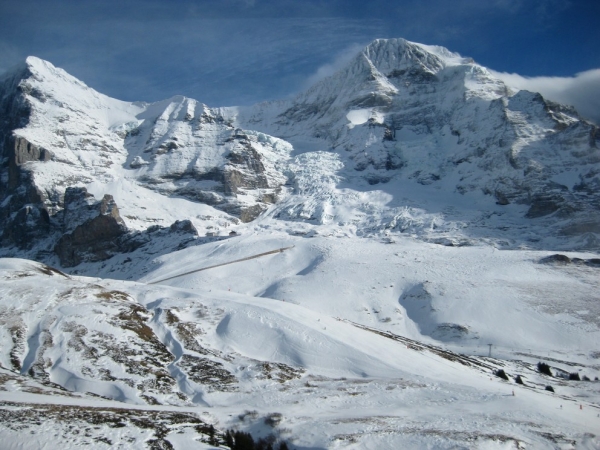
left=177, top=354, right=237, bottom=391
left=111, top=303, right=157, bottom=343
left=165, top=309, right=211, bottom=355
left=95, top=290, right=131, bottom=302
left=258, top=362, right=304, bottom=383
left=0, top=401, right=218, bottom=449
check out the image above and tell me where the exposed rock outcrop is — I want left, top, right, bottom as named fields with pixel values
left=8, top=135, right=53, bottom=189
left=55, top=189, right=127, bottom=267
left=539, top=254, right=600, bottom=267
left=0, top=68, right=55, bottom=249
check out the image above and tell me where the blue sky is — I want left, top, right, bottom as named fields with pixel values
left=0, top=0, right=598, bottom=120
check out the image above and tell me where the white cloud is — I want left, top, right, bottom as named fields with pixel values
left=0, top=41, right=21, bottom=73
left=491, top=69, right=600, bottom=124
left=303, top=43, right=366, bottom=89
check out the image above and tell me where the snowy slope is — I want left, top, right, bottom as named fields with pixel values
left=1, top=238, right=600, bottom=448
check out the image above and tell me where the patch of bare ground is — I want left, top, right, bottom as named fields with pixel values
left=8, top=323, right=26, bottom=370
left=28, top=326, right=55, bottom=382
left=177, top=354, right=238, bottom=392
left=333, top=427, right=526, bottom=448
left=35, top=264, right=69, bottom=278
left=0, top=367, right=80, bottom=396
left=95, top=289, right=131, bottom=302
left=165, top=308, right=213, bottom=355
left=88, top=325, right=175, bottom=400
left=0, top=401, right=221, bottom=449
left=257, top=362, right=304, bottom=383
left=533, top=431, right=578, bottom=446
left=59, top=303, right=178, bottom=402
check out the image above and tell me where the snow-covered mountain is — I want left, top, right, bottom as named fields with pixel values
left=1, top=39, right=600, bottom=449
left=237, top=38, right=600, bottom=248
left=0, top=57, right=291, bottom=266
left=2, top=39, right=600, bottom=266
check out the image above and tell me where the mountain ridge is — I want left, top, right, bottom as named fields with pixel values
left=2, top=38, right=599, bottom=268
left=235, top=38, right=600, bottom=248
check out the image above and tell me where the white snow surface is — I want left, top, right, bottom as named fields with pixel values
left=1, top=231, right=600, bottom=448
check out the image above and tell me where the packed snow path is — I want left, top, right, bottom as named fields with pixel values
left=147, top=246, right=295, bottom=284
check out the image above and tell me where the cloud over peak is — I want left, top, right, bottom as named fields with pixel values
left=492, top=69, right=600, bottom=124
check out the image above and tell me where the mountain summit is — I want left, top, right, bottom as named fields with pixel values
left=239, top=38, right=600, bottom=246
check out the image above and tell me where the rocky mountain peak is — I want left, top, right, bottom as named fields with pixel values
left=235, top=38, right=600, bottom=249
left=0, top=55, right=293, bottom=265
left=362, top=38, right=449, bottom=76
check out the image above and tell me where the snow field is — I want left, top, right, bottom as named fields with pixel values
left=1, top=231, right=600, bottom=448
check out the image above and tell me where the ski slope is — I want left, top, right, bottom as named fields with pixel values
left=1, top=230, right=600, bottom=448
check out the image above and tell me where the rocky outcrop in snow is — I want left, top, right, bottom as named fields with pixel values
left=54, top=188, right=127, bottom=266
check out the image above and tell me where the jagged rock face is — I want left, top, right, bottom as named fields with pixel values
left=8, top=136, right=53, bottom=189
left=1, top=203, right=50, bottom=249
left=0, top=65, right=33, bottom=158
left=0, top=66, right=53, bottom=249
left=127, top=98, right=290, bottom=222
left=55, top=189, right=127, bottom=267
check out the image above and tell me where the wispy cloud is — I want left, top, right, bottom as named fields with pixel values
left=303, top=43, right=366, bottom=89
left=492, top=69, right=600, bottom=124
left=0, top=0, right=596, bottom=109
left=0, top=40, right=21, bottom=72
